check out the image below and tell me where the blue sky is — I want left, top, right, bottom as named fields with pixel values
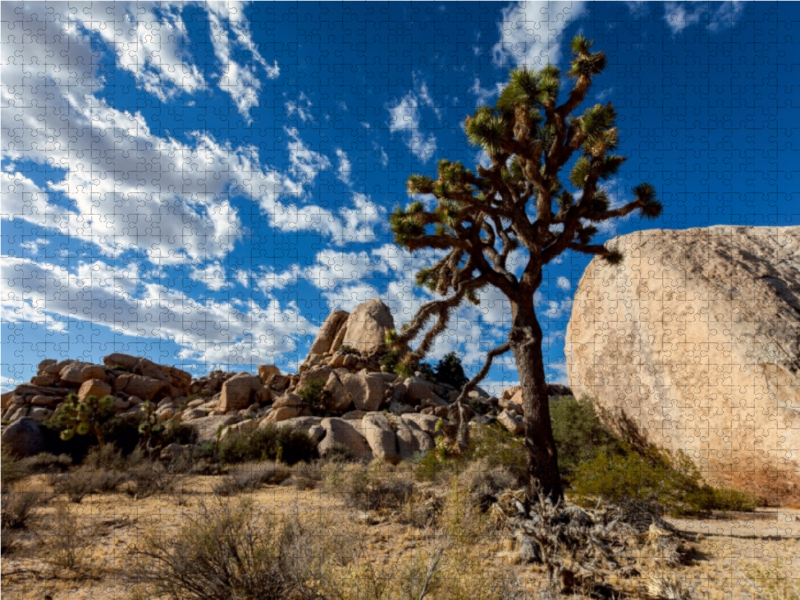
left=2, top=1, right=798, bottom=394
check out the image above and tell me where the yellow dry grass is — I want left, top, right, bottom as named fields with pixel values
left=2, top=474, right=798, bottom=600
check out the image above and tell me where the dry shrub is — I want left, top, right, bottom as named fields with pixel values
left=290, top=459, right=324, bottom=490
left=212, top=461, right=291, bottom=496
left=1, top=483, right=49, bottom=529
left=456, top=457, right=517, bottom=512
left=124, top=461, right=179, bottom=499
left=442, top=474, right=491, bottom=546
left=42, top=501, right=91, bottom=576
left=51, top=468, right=126, bottom=502
left=323, top=460, right=415, bottom=513
left=127, top=497, right=358, bottom=600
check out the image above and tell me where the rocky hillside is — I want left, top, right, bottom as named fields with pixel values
left=1, top=298, right=570, bottom=460
left=566, top=225, right=800, bottom=504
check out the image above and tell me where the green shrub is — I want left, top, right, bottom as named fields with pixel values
left=468, top=423, right=527, bottom=487
left=218, top=424, right=318, bottom=465
left=435, top=351, right=469, bottom=389
left=549, top=396, right=626, bottom=479
left=570, top=447, right=757, bottom=516
left=336, top=344, right=360, bottom=355
left=99, top=413, right=144, bottom=455
left=296, top=379, right=331, bottom=411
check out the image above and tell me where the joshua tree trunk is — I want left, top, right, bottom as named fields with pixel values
left=510, top=301, right=564, bottom=502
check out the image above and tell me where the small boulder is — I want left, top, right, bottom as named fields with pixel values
left=78, top=379, right=112, bottom=402
left=159, top=443, right=187, bottom=462
left=308, top=309, right=350, bottom=356
left=60, top=362, right=107, bottom=385
left=340, top=372, right=385, bottom=411
left=114, top=373, right=166, bottom=401
left=219, top=373, right=261, bottom=412
left=257, top=365, right=281, bottom=383
left=29, top=407, right=53, bottom=423
left=272, top=393, right=304, bottom=409
left=390, top=415, right=434, bottom=460
left=362, top=413, right=399, bottom=464
left=221, top=419, right=258, bottom=441
left=1, top=417, right=46, bottom=457
left=497, top=409, right=524, bottom=435
left=318, top=417, right=373, bottom=461
left=401, top=413, right=446, bottom=437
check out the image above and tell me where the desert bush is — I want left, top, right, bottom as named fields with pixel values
left=218, top=423, right=318, bottom=465
left=124, top=461, right=177, bottom=499
left=290, top=459, right=324, bottom=490
left=50, top=392, right=115, bottom=444
left=442, top=474, right=491, bottom=546
left=741, top=560, right=800, bottom=600
left=297, top=378, right=332, bottom=411
left=455, top=457, right=517, bottom=512
left=324, top=460, right=415, bottom=512
left=43, top=501, right=90, bottom=575
left=1, top=484, right=49, bottom=529
left=83, top=443, right=128, bottom=471
left=212, top=461, right=292, bottom=496
left=467, top=423, right=527, bottom=486
left=571, top=447, right=757, bottom=516
left=1, top=449, right=72, bottom=483
left=128, top=497, right=349, bottom=600
left=51, top=468, right=127, bottom=502
left=549, top=396, right=626, bottom=479
left=435, top=351, right=469, bottom=389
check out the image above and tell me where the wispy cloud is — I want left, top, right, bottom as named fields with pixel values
left=492, top=1, right=587, bottom=68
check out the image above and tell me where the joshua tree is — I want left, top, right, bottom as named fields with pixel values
left=388, top=36, right=661, bottom=501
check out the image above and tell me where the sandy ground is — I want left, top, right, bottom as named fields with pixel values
left=2, top=475, right=799, bottom=600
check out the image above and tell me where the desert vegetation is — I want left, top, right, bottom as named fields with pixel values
left=4, top=391, right=794, bottom=600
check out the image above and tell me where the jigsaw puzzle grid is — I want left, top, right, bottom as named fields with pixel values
left=2, top=1, right=799, bottom=598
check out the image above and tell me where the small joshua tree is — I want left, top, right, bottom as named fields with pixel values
left=388, top=36, right=661, bottom=500
left=54, top=393, right=114, bottom=445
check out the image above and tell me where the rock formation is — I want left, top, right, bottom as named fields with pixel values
left=566, top=226, right=800, bottom=503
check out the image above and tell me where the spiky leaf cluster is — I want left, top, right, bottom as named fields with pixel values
left=54, top=393, right=114, bottom=443
left=387, top=37, right=662, bottom=417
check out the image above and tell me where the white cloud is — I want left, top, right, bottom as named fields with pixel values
left=664, top=1, right=744, bottom=34
left=18, top=238, right=50, bottom=256
left=335, top=148, right=353, bottom=185
left=285, top=127, right=332, bottom=184
left=492, top=1, right=587, bottom=68
left=556, top=276, right=571, bottom=290
left=75, top=2, right=206, bottom=101
left=286, top=92, right=315, bottom=123
left=0, top=256, right=315, bottom=366
left=190, top=261, right=230, bottom=291
left=205, top=1, right=280, bottom=122
left=388, top=86, right=438, bottom=162
left=470, top=77, right=505, bottom=107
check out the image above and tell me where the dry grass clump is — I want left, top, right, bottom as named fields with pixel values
left=41, top=501, right=93, bottom=577
left=127, top=497, right=358, bottom=600
left=212, top=461, right=292, bottom=495
left=323, top=459, right=416, bottom=513
left=50, top=468, right=127, bottom=502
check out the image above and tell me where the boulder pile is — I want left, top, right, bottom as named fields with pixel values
left=1, top=298, right=571, bottom=460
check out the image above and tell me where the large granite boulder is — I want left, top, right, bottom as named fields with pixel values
left=1, top=417, right=46, bottom=457
left=219, top=373, right=261, bottom=412
left=308, top=310, right=350, bottom=355
left=317, top=417, right=373, bottom=461
left=566, top=226, right=800, bottom=503
left=340, top=298, right=395, bottom=353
